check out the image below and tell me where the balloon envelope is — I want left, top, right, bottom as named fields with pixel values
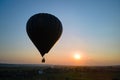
left=26, top=13, right=62, bottom=57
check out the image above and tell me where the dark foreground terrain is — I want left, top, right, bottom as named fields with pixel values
left=0, top=64, right=120, bottom=80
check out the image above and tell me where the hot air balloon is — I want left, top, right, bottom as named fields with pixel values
left=26, top=13, right=63, bottom=63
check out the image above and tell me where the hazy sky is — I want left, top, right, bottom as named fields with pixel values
left=0, top=0, right=120, bottom=66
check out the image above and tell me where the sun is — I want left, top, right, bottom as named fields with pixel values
left=73, top=53, right=81, bottom=60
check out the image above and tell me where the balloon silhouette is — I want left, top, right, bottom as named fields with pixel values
left=26, top=13, right=63, bottom=62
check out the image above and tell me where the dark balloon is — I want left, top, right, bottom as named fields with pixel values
left=26, top=13, right=62, bottom=58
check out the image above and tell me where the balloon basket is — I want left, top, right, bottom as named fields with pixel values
left=42, top=57, right=45, bottom=63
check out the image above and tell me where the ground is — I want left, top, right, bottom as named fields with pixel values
left=0, top=64, right=120, bottom=80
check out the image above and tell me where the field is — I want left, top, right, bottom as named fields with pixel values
left=0, top=64, right=120, bottom=80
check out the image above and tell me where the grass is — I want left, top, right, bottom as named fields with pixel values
left=0, top=64, right=120, bottom=80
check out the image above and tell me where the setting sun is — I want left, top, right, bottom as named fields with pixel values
left=74, top=53, right=81, bottom=60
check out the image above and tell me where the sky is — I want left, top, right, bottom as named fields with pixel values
left=0, top=0, right=120, bottom=66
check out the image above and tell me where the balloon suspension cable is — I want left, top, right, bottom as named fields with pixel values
left=42, top=57, right=45, bottom=63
